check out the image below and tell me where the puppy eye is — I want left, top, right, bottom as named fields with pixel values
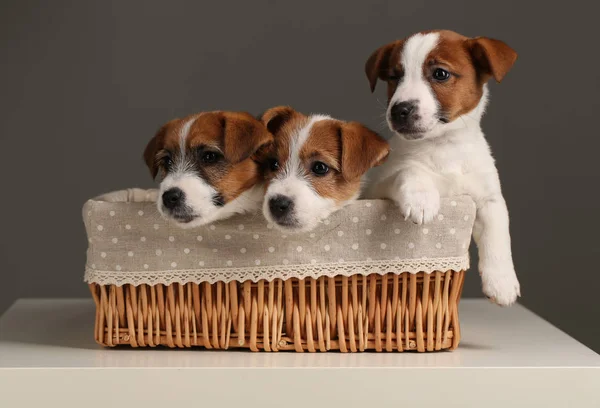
left=311, top=161, right=329, bottom=176
left=162, top=157, right=174, bottom=170
left=387, top=71, right=403, bottom=81
left=201, top=151, right=222, bottom=164
left=268, top=158, right=280, bottom=172
left=432, top=68, right=451, bottom=82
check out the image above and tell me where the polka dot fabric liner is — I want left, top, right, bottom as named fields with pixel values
left=83, top=189, right=476, bottom=286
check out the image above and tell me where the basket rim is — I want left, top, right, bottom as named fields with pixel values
left=84, top=256, right=469, bottom=286
left=83, top=189, right=475, bottom=287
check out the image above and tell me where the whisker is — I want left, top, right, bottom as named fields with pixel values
left=377, top=120, right=390, bottom=131
left=375, top=98, right=388, bottom=110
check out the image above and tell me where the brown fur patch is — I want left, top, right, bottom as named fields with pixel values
left=214, top=159, right=264, bottom=202
left=300, top=120, right=360, bottom=203
left=365, top=40, right=406, bottom=101
left=143, top=118, right=181, bottom=178
left=143, top=111, right=273, bottom=204
left=426, top=31, right=486, bottom=120
left=258, top=106, right=309, bottom=180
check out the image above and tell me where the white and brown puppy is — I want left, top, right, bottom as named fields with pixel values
left=144, top=111, right=273, bottom=228
left=364, top=30, right=520, bottom=305
left=258, top=106, right=389, bottom=232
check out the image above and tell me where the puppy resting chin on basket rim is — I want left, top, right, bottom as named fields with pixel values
left=364, top=29, right=520, bottom=306
left=143, top=111, right=273, bottom=228
left=257, top=106, right=390, bottom=233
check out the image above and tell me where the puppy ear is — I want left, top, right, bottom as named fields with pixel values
left=340, top=122, right=390, bottom=181
left=222, top=112, right=274, bottom=164
left=466, top=37, right=517, bottom=83
left=260, top=106, right=298, bottom=136
left=143, top=122, right=171, bottom=179
left=365, top=42, right=396, bottom=92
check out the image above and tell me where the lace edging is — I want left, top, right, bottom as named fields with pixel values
left=84, top=256, right=469, bottom=286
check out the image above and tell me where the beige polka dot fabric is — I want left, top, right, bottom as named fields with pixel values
left=83, top=189, right=476, bottom=286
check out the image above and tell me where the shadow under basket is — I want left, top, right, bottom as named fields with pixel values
left=89, top=271, right=465, bottom=352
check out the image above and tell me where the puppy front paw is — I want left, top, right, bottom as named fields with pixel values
left=396, top=185, right=440, bottom=225
left=480, top=262, right=521, bottom=306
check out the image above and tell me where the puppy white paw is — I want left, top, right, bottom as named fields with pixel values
left=396, top=185, right=440, bottom=225
left=480, top=262, right=521, bottom=306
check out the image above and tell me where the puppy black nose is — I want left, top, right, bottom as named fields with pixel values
left=162, top=188, right=184, bottom=210
left=390, top=101, right=418, bottom=127
left=269, top=195, right=294, bottom=218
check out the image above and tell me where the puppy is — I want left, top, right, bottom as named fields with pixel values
left=364, top=30, right=520, bottom=305
left=258, top=106, right=389, bottom=232
left=143, top=111, right=273, bottom=228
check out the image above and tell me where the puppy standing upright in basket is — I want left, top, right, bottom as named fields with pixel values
left=258, top=106, right=390, bottom=232
left=144, top=111, right=273, bottom=228
left=364, top=30, right=520, bottom=305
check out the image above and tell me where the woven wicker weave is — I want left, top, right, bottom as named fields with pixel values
left=90, top=270, right=464, bottom=352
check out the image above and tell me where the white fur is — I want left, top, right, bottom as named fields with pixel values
left=367, top=36, right=520, bottom=305
left=157, top=115, right=262, bottom=228
left=388, top=33, right=440, bottom=135
left=159, top=173, right=263, bottom=229
left=179, top=115, right=198, bottom=154
left=263, top=115, right=346, bottom=232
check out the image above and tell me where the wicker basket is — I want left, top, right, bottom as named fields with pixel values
left=84, top=189, right=474, bottom=352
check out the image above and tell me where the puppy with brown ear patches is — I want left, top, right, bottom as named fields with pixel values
left=364, top=30, right=520, bottom=305
left=144, top=111, right=273, bottom=228
left=257, top=106, right=389, bottom=232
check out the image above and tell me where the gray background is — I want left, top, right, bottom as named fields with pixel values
left=1, top=1, right=598, bottom=353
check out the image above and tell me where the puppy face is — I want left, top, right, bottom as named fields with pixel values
left=366, top=30, right=517, bottom=140
left=143, top=111, right=273, bottom=228
left=257, top=106, right=389, bottom=232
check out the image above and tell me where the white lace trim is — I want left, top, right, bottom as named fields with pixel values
left=85, top=256, right=469, bottom=286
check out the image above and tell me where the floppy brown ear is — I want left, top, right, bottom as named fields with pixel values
left=365, top=42, right=396, bottom=92
left=143, top=122, right=171, bottom=179
left=260, top=106, right=298, bottom=136
left=466, top=37, right=517, bottom=83
left=340, top=122, right=390, bottom=181
left=222, top=112, right=274, bottom=164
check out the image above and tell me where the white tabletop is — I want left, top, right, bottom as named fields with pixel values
left=0, top=298, right=598, bottom=407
